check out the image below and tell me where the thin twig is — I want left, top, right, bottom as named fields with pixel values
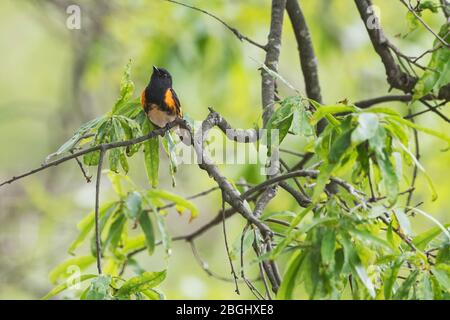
left=0, top=120, right=181, bottom=188
left=71, top=150, right=92, bottom=183
left=221, top=191, right=240, bottom=294
left=400, top=0, right=449, bottom=48
left=279, top=148, right=305, bottom=158
left=419, top=99, right=450, bottom=123
left=94, top=148, right=105, bottom=274
left=189, top=240, right=243, bottom=283
left=240, top=223, right=265, bottom=300
left=162, top=0, right=266, bottom=50
left=407, top=115, right=420, bottom=208
left=404, top=101, right=448, bottom=119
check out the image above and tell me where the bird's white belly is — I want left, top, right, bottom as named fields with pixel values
left=147, top=107, right=176, bottom=128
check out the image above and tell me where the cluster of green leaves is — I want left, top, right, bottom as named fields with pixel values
left=44, top=172, right=199, bottom=299
left=43, top=271, right=167, bottom=300
left=413, top=23, right=450, bottom=100
left=405, top=0, right=441, bottom=34
left=401, top=1, right=450, bottom=100
left=264, top=97, right=450, bottom=299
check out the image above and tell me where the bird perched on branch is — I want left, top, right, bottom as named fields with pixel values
left=141, top=66, right=189, bottom=144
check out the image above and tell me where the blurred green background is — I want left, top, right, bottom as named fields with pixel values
left=0, top=0, right=448, bottom=299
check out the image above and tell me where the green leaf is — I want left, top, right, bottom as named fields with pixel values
left=155, top=212, right=171, bottom=257
left=42, top=274, right=97, bottom=300
left=321, top=229, right=336, bottom=267
left=312, top=162, right=335, bottom=202
left=394, top=209, right=412, bottom=236
left=49, top=256, right=96, bottom=284
left=310, top=105, right=356, bottom=125
left=393, top=270, right=420, bottom=299
left=302, top=249, right=325, bottom=299
left=260, top=210, right=296, bottom=221
left=114, top=99, right=142, bottom=118
left=406, top=11, right=420, bottom=33
left=363, top=107, right=402, bottom=117
left=266, top=100, right=295, bottom=146
left=108, top=171, right=134, bottom=197
left=46, top=116, right=105, bottom=160
left=292, top=104, right=314, bottom=137
left=419, top=0, right=439, bottom=12
left=351, top=113, right=379, bottom=145
left=277, top=251, right=304, bottom=300
left=143, top=121, right=159, bottom=188
left=271, top=215, right=336, bottom=259
left=376, top=149, right=399, bottom=205
left=420, top=273, right=434, bottom=300
left=383, top=258, right=403, bottom=299
left=329, top=128, right=352, bottom=163
left=68, top=202, right=116, bottom=254
left=119, top=153, right=129, bottom=173
left=349, top=228, right=394, bottom=251
left=162, top=132, right=178, bottom=187
left=142, top=289, right=165, bottom=300
left=102, top=214, right=126, bottom=254
left=138, top=211, right=155, bottom=255
left=432, top=265, right=450, bottom=293
left=407, top=207, right=450, bottom=242
left=124, top=192, right=142, bottom=220
left=147, top=189, right=199, bottom=221
left=341, top=236, right=375, bottom=298
left=83, top=150, right=101, bottom=167
left=414, top=25, right=450, bottom=99
left=85, top=275, right=112, bottom=300
left=436, top=244, right=450, bottom=264
left=392, top=116, right=450, bottom=146
left=384, top=120, right=409, bottom=146
left=122, top=235, right=145, bottom=254
left=112, top=60, right=135, bottom=114
left=413, top=223, right=450, bottom=250
left=115, top=271, right=167, bottom=298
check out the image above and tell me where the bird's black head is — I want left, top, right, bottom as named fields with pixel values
left=146, top=66, right=173, bottom=104
left=150, top=66, right=172, bottom=87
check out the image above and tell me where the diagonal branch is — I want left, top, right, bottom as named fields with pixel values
left=286, top=0, right=322, bottom=104
left=354, top=0, right=417, bottom=93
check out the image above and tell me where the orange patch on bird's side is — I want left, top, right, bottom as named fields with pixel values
left=164, top=89, right=177, bottom=113
left=140, top=90, right=146, bottom=108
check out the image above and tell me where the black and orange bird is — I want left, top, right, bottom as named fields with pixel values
left=141, top=66, right=183, bottom=129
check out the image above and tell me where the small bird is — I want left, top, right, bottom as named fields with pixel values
left=141, top=66, right=182, bottom=129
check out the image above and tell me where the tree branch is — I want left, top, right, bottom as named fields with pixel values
left=355, top=94, right=413, bottom=108
left=262, top=0, right=288, bottom=126
left=354, top=0, right=417, bottom=93
left=286, top=0, right=322, bottom=104
left=0, top=120, right=181, bottom=188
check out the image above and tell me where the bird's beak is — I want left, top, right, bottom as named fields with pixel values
left=152, top=66, right=159, bottom=74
